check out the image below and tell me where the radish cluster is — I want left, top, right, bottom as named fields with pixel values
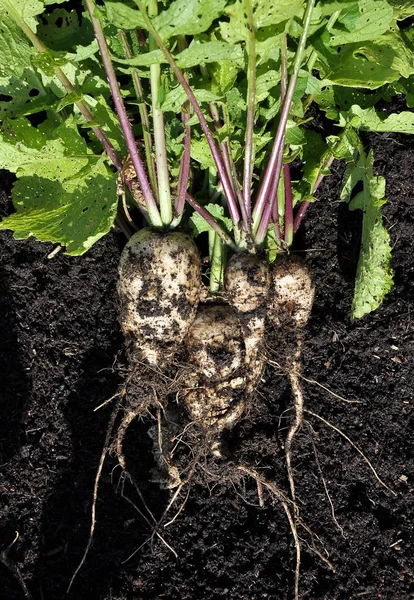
left=116, top=232, right=314, bottom=485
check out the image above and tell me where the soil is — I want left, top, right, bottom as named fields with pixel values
left=0, top=128, right=413, bottom=600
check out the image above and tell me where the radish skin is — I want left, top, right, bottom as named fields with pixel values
left=183, top=304, right=246, bottom=431
left=268, top=255, right=315, bottom=508
left=115, top=228, right=202, bottom=487
left=225, top=253, right=270, bottom=395
left=118, top=228, right=202, bottom=368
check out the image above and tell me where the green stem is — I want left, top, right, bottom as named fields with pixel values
left=209, top=232, right=226, bottom=293
left=119, top=30, right=158, bottom=199
left=148, top=0, right=172, bottom=226
left=243, top=0, right=256, bottom=223
left=133, top=0, right=241, bottom=226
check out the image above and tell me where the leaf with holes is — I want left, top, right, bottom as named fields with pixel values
left=0, top=159, right=118, bottom=255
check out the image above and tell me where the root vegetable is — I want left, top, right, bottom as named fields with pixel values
left=224, top=252, right=270, bottom=396
left=118, top=228, right=202, bottom=368
left=183, top=304, right=246, bottom=433
left=115, top=228, right=202, bottom=482
left=268, top=255, right=315, bottom=508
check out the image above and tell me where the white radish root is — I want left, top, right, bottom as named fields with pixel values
left=225, top=252, right=270, bottom=396
left=118, top=228, right=202, bottom=368
left=268, top=255, right=315, bottom=506
left=115, top=228, right=202, bottom=477
left=183, top=304, right=246, bottom=434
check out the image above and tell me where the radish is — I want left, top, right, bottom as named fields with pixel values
left=183, top=303, right=246, bottom=433
left=115, top=228, right=202, bottom=475
left=268, top=255, right=315, bottom=510
left=225, top=252, right=270, bottom=397
left=118, top=228, right=202, bottom=368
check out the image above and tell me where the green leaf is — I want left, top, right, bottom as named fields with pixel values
left=161, top=85, right=221, bottom=113
left=115, top=40, right=243, bottom=69
left=343, top=105, right=414, bottom=133
left=0, top=111, right=119, bottom=255
left=0, top=70, right=49, bottom=119
left=81, top=95, right=127, bottom=155
left=0, top=117, right=95, bottom=180
left=329, top=0, right=393, bottom=45
left=189, top=202, right=233, bottom=236
left=0, top=0, right=44, bottom=29
left=104, top=0, right=227, bottom=38
left=210, top=60, right=239, bottom=95
left=176, top=40, right=243, bottom=69
left=36, top=7, right=95, bottom=53
left=220, top=0, right=305, bottom=44
left=0, top=160, right=118, bottom=255
left=190, top=137, right=216, bottom=169
left=152, top=0, right=227, bottom=39
left=103, top=1, right=146, bottom=30
left=0, top=9, right=34, bottom=82
left=340, top=148, right=393, bottom=319
left=386, top=0, right=414, bottom=18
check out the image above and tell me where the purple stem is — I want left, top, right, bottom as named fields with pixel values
left=209, top=104, right=250, bottom=232
left=185, top=193, right=236, bottom=250
left=242, top=2, right=257, bottom=223
left=176, top=102, right=191, bottom=215
left=283, top=163, right=294, bottom=245
left=132, top=0, right=240, bottom=226
left=84, top=0, right=162, bottom=226
left=252, top=0, right=315, bottom=239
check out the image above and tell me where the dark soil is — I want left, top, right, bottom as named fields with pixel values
left=1, top=129, right=413, bottom=600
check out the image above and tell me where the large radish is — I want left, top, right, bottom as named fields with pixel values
left=118, top=228, right=202, bottom=369
left=116, top=228, right=202, bottom=474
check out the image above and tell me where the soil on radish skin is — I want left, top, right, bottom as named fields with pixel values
left=1, top=130, right=413, bottom=600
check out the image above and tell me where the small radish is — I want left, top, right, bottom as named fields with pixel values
left=268, top=255, right=315, bottom=508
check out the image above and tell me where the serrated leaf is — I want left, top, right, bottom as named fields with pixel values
left=0, top=0, right=44, bottom=29
left=0, top=69, right=48, bottom=119
left=314, top=28, right=414, bottom=89
left=115, top=40, right=243, bottom=69
left=210, top=60, right=239, bottom=95
left=104, top=0, right=227, bottom=39
left=103, top=2, right=146, bottom=29
left=190, top=137, right=216, bottom=169
left=36, top=7, right=95, bottom=52
left=0, top=160, right=118, bottom=255
left=151, top=0, right=227, bottom=39
left=0, top=117, right=95, bottom=180
left=176, top=40, right=243, bottom=69
left=340, top=148, right=393, bottom=319
left=383, top=0, right=414, bottom=19
left=220, top=0, right=304, bottom=44
left=256, top=70, right=281, bottom=102
left=0, top=9, right=34, bottom=82
left=345, top=105, right=414, bottom=133
left=82, top=95, right=127, bottom=154
left=161, top=85, right=221, bottom=113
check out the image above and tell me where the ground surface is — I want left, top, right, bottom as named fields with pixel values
left=0, top=128, right=413, bottom=600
